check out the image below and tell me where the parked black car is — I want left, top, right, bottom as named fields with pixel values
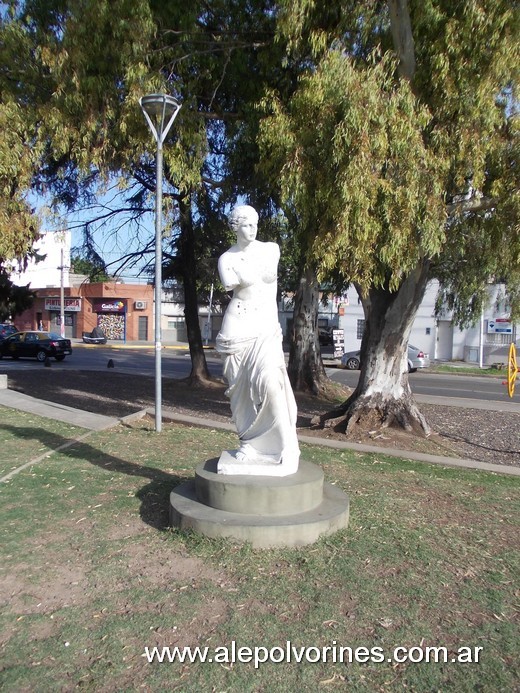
left=0, top=323, right=18, bottom=341
left=0, top=331, right=72, bottom=362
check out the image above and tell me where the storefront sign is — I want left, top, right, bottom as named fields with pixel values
left=44, top=297, right=82, bottom=312
left=487, top=318, right=512, bottom=334
left=92, top=299, right=127, bottom=313
left=333, top=329, right=345, bottom=358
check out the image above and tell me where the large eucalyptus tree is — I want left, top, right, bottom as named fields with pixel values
left=259, top=0, right=519, bottom=434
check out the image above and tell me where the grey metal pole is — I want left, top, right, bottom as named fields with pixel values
left=139, top=92, right=181, bottom=433
left=60, top=247, right=65, bottom=338
left=155, top=140, right=163, bottom=432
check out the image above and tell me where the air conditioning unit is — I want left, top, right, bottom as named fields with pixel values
left=134, top=301, right=147, bottom=310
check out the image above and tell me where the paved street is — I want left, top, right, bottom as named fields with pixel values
left=0, top=341, right=518, bottom=411
left=327, top=366, right=514, bottom=405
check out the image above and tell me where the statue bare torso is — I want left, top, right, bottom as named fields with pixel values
left=218, top=240, right=280, bottom=341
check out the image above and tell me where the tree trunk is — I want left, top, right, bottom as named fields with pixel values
left=287, top=264, right=329, bottom=395
left=388, top=0, right=416, bottom=82
left=178, top=198, right=213, bottom=384
left=313, top=261, right=431, bottom=436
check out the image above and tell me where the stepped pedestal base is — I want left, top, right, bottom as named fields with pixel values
left=170, top=458, right=349, bottom=548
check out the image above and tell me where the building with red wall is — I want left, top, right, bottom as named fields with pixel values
left=15, top=279, right=154, bottom=342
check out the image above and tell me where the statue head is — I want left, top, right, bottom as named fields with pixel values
left=228, top=205, right=259, bottom=231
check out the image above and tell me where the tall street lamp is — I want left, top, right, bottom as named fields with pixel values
left=140, top=93, right=181, bottom=432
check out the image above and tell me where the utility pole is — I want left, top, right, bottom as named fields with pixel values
left=59, top=247, right=65, bottom=338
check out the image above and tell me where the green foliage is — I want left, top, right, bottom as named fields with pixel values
left=0, top=19, right=42, bottom=264
left=0, top=270, right=36, bottom=320
left=260, top=50, right=446, bottom=293
left=2, top=0, right=289, bottom=274
left=261, top=0, right=520, bottom=322
left=31, top=0, right=156, bottom=174
left=2, top=0, right=518, bottom=338
left=70, top=255, right=110, bottom=282
left=434, top=114, right=520, bottom=323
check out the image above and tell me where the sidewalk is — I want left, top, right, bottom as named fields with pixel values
left=71, top=338, right=205, bottom=350
left=0, top=387, right=120, bottom=431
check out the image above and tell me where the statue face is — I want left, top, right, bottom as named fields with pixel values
left=235, top=215, right=258, bottom=245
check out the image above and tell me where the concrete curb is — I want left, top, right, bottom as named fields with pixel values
left=119, top=409, right=148, bottom=425
left=72, top=341, right=215, bottom=351
left=297, top=435, right=520, bottom=476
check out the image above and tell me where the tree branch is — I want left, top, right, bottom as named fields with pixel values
left=201, top=175, right=224, bottom=189
left=446, top=196, right=497, bottom=216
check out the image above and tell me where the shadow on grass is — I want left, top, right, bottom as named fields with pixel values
left=0, top=424, right=191, bottom=531
left=441, top=430, right=520, bottom=456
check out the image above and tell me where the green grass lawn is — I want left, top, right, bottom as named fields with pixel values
left=428, top=364, right=507, bottom=378
left=0, top=409, right=87, bottom=479
left=0, top=408, right=518, bottom=692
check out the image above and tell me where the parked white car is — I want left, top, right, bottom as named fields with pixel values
left=341, top=344, right=431, bottom=372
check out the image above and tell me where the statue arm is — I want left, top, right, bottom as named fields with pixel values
left=218, top=253, right=240, bottom=292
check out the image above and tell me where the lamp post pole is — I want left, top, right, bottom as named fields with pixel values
left=154, top=139, right=164, bottom=430
left=139, top=94, right=181, bottom=432
left=56, top=230, right=68, bottom=338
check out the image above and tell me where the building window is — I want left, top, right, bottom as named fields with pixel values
left=356, top=319, right=365, bottom=340
left=167, top=319, right=185, bottom=330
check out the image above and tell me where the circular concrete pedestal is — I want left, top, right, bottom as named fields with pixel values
left=170, top=458, right=349, bottom=548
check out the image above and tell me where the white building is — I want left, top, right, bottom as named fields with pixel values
left=160, top=284, right=223, bottom=344
left=332, top=280, right=517, bottom=365
left=10, top=231, right=71, bottom=289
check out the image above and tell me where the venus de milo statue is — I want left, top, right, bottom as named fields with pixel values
left=216, top=205, right=300, bottom=476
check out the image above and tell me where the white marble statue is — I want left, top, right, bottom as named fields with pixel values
left=216, top=205, right=300, bottom=476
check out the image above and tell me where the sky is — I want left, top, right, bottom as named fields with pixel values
left=35, top=185, right=156, bottom=280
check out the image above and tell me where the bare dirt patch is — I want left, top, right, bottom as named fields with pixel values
left=2, top=563, right=88, bottom=616
left=122, top=543, right=222, bottom=587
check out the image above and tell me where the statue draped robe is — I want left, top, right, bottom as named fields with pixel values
left=216, top=326, right=300, bottom=475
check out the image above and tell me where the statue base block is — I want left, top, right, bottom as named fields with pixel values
left=170, top=458, right=349, bottom=548
left=217, top=449, right=298, bottom=477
